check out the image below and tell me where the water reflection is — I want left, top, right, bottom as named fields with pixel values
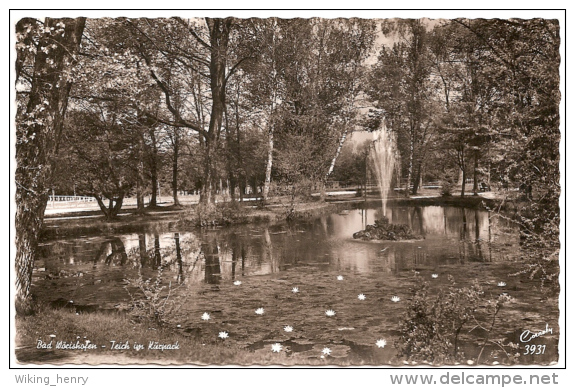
left=36, top=205, right=519, bottom=288
left=174, top=233, right=184, bottom=283
left=153, top=234, right=162, bottom=268
left=97, top=237, right=128, bottom=267
left=202, top=238, right=221, bottom=284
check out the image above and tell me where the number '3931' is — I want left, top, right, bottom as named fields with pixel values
left=524, top=344, right=546, bottom=355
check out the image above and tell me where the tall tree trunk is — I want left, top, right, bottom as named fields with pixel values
left=234, top=94, right=244, bottom=202
left=461, top=167, right=467, bottom=197
left=457, top=146, right=467, bottom=197
left=322, top=127, right=349, bottom=201
left=263, top=22, right=278, bottom=203
left=15, top=17, right=85, bottom=314
left=148, top=128, right=159, bottom=207
left=412, top=160, right=422, bottom=195
left=326, top=129, right=349, bottom=178
left=136, top=134, right=146, bottom=214
left=472, top=148, right=479, bottom=196
left=405, top=136, right=414, bottom=197
left=263, top=125, right=274, bottom=202
left=171, top=129, right=181, bottom=206
left=224, top=108, right=236, bottom=202
left=200, top=18, right=232, bottom=205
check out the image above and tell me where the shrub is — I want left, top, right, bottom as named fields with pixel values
left=121, top=266, right=178, bottom=325
left=395, top=275, right=515, bottom=365
left=181, top=202, right=248, bottom=227
left=440, top=180, right=455, bottom=197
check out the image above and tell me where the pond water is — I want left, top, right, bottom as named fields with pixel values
left=33, top=203, right=558, bottom=365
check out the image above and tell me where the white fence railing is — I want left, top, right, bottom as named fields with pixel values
left=49, top=195, right=95, bottom=202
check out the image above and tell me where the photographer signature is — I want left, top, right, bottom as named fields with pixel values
left=520, top=323, right=553, bottom=343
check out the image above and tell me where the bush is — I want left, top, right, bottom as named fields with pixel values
left=440, top=180, right=455, bottom=197
left=121, top=266, right=178, bottom=325
left=181, top=202, right=248, bottom=227
left=395, top=275, right=515, bottom=365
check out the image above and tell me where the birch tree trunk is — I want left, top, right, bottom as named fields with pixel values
left=326, top=129, right=349, bottom=178
left=262, top=22, right=278, bottom=203
left=263, top=124, right=274, bottom=201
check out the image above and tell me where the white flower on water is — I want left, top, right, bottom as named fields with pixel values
left=376, top=339, right=387, bottom=348
left=358, top=294, right=366, bottom=301
left=292, top=287, right=299, bottom=293
left=431, top=274, right=439, bottom=279
left=271, top=343, right=283, bottom=353
left=233, top=280, right=242, bottom=286
left=201, top=312, right=211, bottom=321
left=322, top=347, right=332, bottom=356
left=255, top=307, right=265, bottom=315
left=498, top=281, right=507, bottom=287
left=218, top=331, right=229, bottom=339
left=391, top=296, right=400, bottom=303
left=283, top=325, right=294, bottom=333
left=325, top=309, right=336, bottom=317
left=337, top=275, right=344, bottom=281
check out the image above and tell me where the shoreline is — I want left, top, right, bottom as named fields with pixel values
left=40, top=195, right=503, bottom=240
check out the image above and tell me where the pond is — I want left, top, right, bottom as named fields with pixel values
left=33, top=203, right=559, bottom=365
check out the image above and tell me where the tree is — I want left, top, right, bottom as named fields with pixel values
left=260, top=18, right=376, bottom=199
left=368, top=20, right=436, bottom=196
left=63, top=18, right=162, bottom=217
left=15, top=17, right=86, bottom=313
left=122, top=17, right=252, bottom=206
left=331, top=139, right=371, bottom=187
left=456, top=18, right=561, bottom=286
left=63, top=106, right=138, bottom=220
left=241, top=18, right=283, bottom=202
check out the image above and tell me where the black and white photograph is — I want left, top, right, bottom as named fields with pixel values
left=11, top=8, right=565, bottom=371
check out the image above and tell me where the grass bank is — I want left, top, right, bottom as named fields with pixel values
left=40, top=194, right=510, bottom=240
left=40, top=198, right=339, bottom=239
left=391, top=195, right=498, bottom=208
left=15, top=306, right=333, bottom=365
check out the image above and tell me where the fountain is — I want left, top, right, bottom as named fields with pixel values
left=370, top=123, right=396, bottom=217
left=353, top=124, right=420, bottom=241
